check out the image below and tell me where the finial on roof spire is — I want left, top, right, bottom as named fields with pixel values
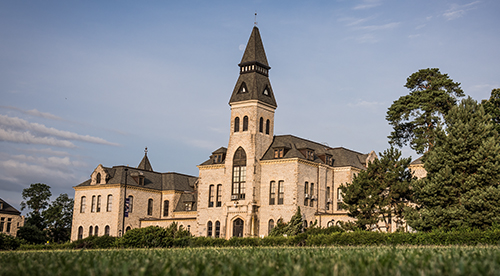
left=145, top=147, right=148, bottom=155
left=254, top=12, right=258, bottom=26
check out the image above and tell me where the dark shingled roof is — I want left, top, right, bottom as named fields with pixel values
left=0, top=198, right=21, bottom=215
left=174, top=193, right=198, bottom=212
left=137, top=153, right=153, bottom=171
left=410, top=156, right=423, bottom=165
left=199, top=147, right=227, bottom=166
left=229, top=26, right=277, bottom=108
left=261, top=135, right=370, bottom=170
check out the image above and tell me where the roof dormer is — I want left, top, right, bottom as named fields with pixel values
left=90, top=164, right=109, bottom=185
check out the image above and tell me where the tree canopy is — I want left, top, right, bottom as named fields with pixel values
left=386, top=68, right=464, bottom=154
left=20, top=183, right=52, bottom=231
left=43, top=193, right=74, bottom=243
left=482, top=88, right=500, bottom=134
left=269, top=207, right=303, bottom=236
left=340, top=147, right=415, bottom=232
left=405, top=97, right=500, bottom=231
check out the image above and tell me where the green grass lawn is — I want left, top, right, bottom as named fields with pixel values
left=1, top=246, right=500, bottom=276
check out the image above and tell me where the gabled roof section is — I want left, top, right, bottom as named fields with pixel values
left=138, top=150, right=153, bottom=171
left=0, top=198, right=21, bottom=215
left=229, top=27, right=277, bottom=108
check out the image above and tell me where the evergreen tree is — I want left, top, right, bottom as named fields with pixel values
left=269, top=207, right=303, bottom=236
left=405, top=97, right=500, bottom=231
left=482, top=88, right=500, bottom=134
left=387, top=68, right=464, bottom=154
left=340, top=147, right=414, bottom=232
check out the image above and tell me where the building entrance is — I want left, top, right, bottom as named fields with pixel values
left=233, top=218, right=244, bottom=237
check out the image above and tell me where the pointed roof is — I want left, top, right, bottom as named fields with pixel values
left=0, top=198, right=21, bottom=215
left=138, top=148, right=153, bottom=171
left=229, top=27, right=277, bottom=108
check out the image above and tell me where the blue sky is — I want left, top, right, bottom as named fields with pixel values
left=1, top=0, right=499, bottom=213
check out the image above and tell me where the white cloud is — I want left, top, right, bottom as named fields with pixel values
left=20, top=147, right=70, bottom=157
left=353, top=0, right=382, bottom=10
left=0, top=114, right=119, bottom=146
left=355, top=22, right=400, bottom=31
left=443, top=1, right=480, bottom=20
left=0, top=106, right=63, bottom=121
left=338, top=16, right=374, bottom=27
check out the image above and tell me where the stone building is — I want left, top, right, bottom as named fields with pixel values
left=0, top=198, right=24, bottom=237
left=70, top=26, right=378, bottom=240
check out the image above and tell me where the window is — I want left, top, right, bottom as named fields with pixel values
left=269, top=181, right=276, bottom=205
left=107, top=195, right=113, bottom=212
left=80, top=196, right=86, bottom=213
left=207, top=221, right=213, bottom=237
left=216, top=184, right=222, bottom=207
left=185, top=203, right=192, bottom=211
left=259, top=117, right=264, bottom=133
left=263, top=86, right=269, bottom=95
left=215, top=221, right=221, bottom=238
left=304, top=220, right=308, bottom=228
left=0, top=218, right=3, bottom=232
left=163, top=200, right=169, bottom=217
left=238, top=82, right=248, bottom=93
left=304, top=182, right=309, bottom=206
left=96, top=173, right=101, bottom=184
left=326, top=187, right=331, bottom=210
left=126, top=226, right=131, bottom=232
left=148, top=199, right=153, bottom=216
left=310, top=183, right=314, bottom=207
left=278, top=181, right=284, bottom=205
left=128, top=196, right=134, bottom=213
left=104, top=225, right=110, bottom=236
left=266, top=119, right=270, bottom=135
left=94, top=225, right=99, bottom=236
left=91, top=196, right=96, bottom=212
left=306, top=150, right=314, bottom=160
left=0, top=202, right=3, bottom=209
left=243, top=116, right=248, bottom=131
left=96, top=195, right=101, bottom=212
left=337, top=188, right=343, bottom=211
left=232, top=147, right=246, bottom=200
left=78, top=226, right=83, bottom=240
left=6, top=218, right=11, bottom=233
left=89, top=226, right=93, bottom=236
left=209, top=185, right=215, bottom=207
left=268, top=219, right=274, bottom=235
left=234, top=117, right=240, bottom=132
left=274, top=148, right=284, bottom=158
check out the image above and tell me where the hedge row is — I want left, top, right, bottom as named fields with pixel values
left=11, top=228, right=500, bottom=250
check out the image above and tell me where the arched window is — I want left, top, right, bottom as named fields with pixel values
left=215, top=221, right=221, bottom=238
left=304, top=182, right=309, bottom=206
left=104, top=225, right=110, bottom=236
left=128, top=196, right=133, bottom=213
left=163, top=200, right=169, bottom=217
left=243, top=116, right=248, bottom=131
left=234, top=117, right=240, bottom=132
left=89, top=226, right=93, bottom=236
left=125, top=226, right=131, bottom=232
left=216, top=184, right=222, bottom=207
left=209, top=185, right=214, bottom=207
left=80, top=196, right=86, bottom=213
left=269, top=181, right=276, bottom=205
left=268, top=219, right=274, bottom=235
left=147, top=199, right=153, bottom=216
left=233, top=218, right=244, bottom=237
left=259, top=117, right=264, bottom=133
left=278, top=181, right=284, bottom=205
left=96, top=173, right=101, bottom=184
left=91, top=196, right=96, bottom=212
left=97, top=195, right=102, bottom=212
left=78, top=226, right=83, bottom=240
left=266, top=119, right=270, bottom=135
left=232, top=147, right=246, bottom=200
left=310, top=183, right=314, bottom=207
left=107, top=195, right=112, bottom=212
left=207, top=221, right=213, bottom=237
left=94, top=225, right=99, bottom=236
left=304, top=220, right=308, bottom=228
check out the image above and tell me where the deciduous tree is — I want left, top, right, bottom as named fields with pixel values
left=43, top=193, right=74, bottom=243
left=20, top=183, right=52, bottom=230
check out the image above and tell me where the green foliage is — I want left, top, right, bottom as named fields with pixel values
left=340, top=147, right=415, bottom=231
left=406, top=97, right=500, bottom=231
left=116, top=224, right=191, bottom=248
left=482, top=88, right=500, bottom=134
left=387, top=68, right=464, bottom=154
left=43, top=193, right=74, bottom=243
left=268, top=207, right=303, bottom=236
left=0, top=233, right=20, bottom=250
left=21, top=183, right=52, bottom=231
left=72, top=235, right=117, bottom=249
left=16, top=224, right=47, bottom=244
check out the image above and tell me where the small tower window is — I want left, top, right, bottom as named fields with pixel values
left=266, top=119, right=270, bottom=135
left=147, top=199, right=153, bottom=216
left=243, top=116, right=248, bottom=131
left=96, top=173, right=101, bottom=184
left=259, top=117, right=264, bottom=133
left=163, top=200, right=169, bottom=217
left=263, top=86, right=270, bottom=96
left=234, top=117, right=240, bottom=132
left=238, top=82, right=248, bottom=93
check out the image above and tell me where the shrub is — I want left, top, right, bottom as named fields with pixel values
left=73, top=235, right=116, bottom=249
left=0, top=233, right=20, bottom=250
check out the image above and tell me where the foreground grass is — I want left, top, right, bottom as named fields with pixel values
left=1, top=246, right=500, bottom=276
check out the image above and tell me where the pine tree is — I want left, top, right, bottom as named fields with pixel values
left=406, top=97, right=500, bottom=231
left=482, top=88, right=500, bottom=134
left=268, top=207, right=303, bottom=236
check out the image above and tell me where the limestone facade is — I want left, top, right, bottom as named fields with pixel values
left=0, top=198, right=24, bottom=237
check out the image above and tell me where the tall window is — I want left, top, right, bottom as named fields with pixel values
left=91, top=196, right=96, bottom=212
left=243, top=116, right=248, bottom=131
left=268, top=219, right=274, bottom=235
left=278, top=181, right=284, bottom=205
left=207, top=221, right=213, bottom=237
left=107, top=195, right=113, bottom=212
left=80, top=196, right=86, bottom=213
left=104, top=225, right=110, bottom=236
left=0, top=218, right=4, bottom=232
left=215, top=221, right=221, bottom=238
left=78, top=226, right=83, bottom=240
left=304, top=182, right=309, bottom=206
left=232, top=147, right=246, bottom=200
left=94, top=225, right=99, bottom=236
left=148, top=199, right=153, bottom=216
left=337, top=188, right=343, bottom=211
left=269, top=181, right=276, bottom=205
left=266, top=119, right=270, bottom=135
left=326, top=187, right=331, bottom=210
left=89, top=226, right=93, bottom=236
left=216, top=184, right=222, bottom=207
left=6, top=219, right=11, bottom=233
left=96, top=195, right=101, bottom=212
left=128, top=196, right=134, bottom=213
left=163, top=200, right=169, bottom=217
left=310, top=183, right=315, bottom=207
left=209, top=185, right=215, bottom=207
left=96, top=173, right=101, bottom=184
left=234, top=117, right=240, bottom=132
left=259, top=117, right=264, bottom=133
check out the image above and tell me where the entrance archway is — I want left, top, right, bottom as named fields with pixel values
left=233, top=218, right=244, bottom=237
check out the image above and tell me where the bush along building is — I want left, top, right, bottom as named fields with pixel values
left=71, top=26, right=376, bottom=240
